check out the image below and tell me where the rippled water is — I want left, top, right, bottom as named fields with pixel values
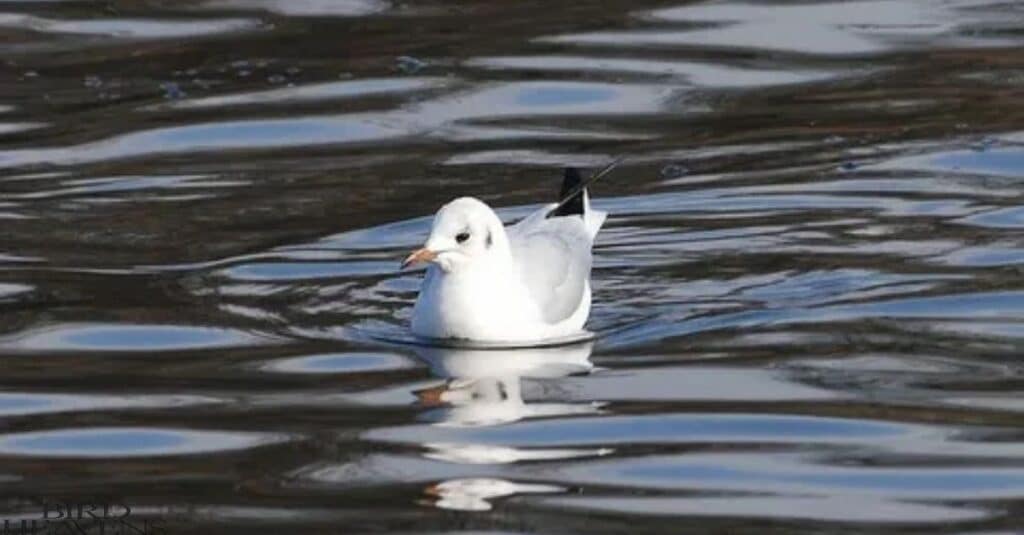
left=1, top=0, right=1024, bottom=532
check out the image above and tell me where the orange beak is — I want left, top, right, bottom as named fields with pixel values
left=401, top=247, right=437, bottom=269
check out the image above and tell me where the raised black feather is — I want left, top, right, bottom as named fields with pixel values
left=545, top=158, right=623, bottom=220
left=550, top=167, right=585, bottom=218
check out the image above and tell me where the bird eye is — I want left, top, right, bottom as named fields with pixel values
left=455, top=232, right=470, bottom=244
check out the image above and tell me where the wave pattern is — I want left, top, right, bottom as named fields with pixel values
left=0, top=0, right=1023, bottom=533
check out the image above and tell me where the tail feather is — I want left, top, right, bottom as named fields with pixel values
left=585, top=206, right=607, bottom=240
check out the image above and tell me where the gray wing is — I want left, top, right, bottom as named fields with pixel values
left=508, top=209, right=594, bottom=324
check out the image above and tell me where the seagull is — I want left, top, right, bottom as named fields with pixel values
left=401, top=164, right=614, bottom=344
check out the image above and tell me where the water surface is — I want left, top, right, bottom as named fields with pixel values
left=1, top=0, right=1023, bottom=532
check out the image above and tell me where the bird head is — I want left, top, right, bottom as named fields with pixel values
left=402, top=197, right=507, bottom=273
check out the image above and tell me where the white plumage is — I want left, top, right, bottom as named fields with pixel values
left=403, top=179, right=606, bottom=344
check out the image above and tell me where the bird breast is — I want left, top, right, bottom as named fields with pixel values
left=411, top=263, right=540, bottom=340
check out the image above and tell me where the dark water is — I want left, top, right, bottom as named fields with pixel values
left=1, top=0, right=1024, bottom=532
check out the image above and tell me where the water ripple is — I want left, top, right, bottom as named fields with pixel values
left=0, top=323, right=273, bottom=353
left=1, top=0, right=1023, bottom=531
left=0, top=427, right=286, bottom=458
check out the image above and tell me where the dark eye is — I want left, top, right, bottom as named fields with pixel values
left=455, top=232, right=470, bottom=244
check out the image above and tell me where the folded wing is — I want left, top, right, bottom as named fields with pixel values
left=508, top=207, right=596, bottom=324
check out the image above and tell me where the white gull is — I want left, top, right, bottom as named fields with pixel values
left=401, top=166, right=610, bottom=344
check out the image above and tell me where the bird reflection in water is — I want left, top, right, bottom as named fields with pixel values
left=408, top=341, right=610, bottom=511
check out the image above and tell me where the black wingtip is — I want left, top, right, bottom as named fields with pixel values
left=551, top=167, right=585, bottom=218
left=546, top=157, right=623, bottom=219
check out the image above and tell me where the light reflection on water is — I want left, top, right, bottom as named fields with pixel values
left=0, top=0, right=1023, bottom=532
left=0, top=427, right=284, bottom=457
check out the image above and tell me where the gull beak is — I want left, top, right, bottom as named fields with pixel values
left=401, top=247, right=437, bottom=270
